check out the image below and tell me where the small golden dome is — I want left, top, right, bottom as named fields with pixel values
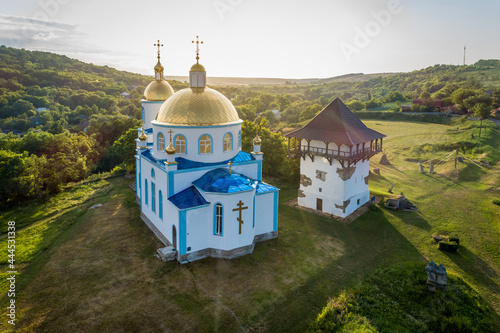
left=154, top=60, right=164, bottom=72
left=139, top=129, right=148, bottom=141
left=165, top=141, right=176, bottom=155
left=253, top=134, right=262, bottom=145
left=190, top=63, right=206, bottom=72
left=156, top=87, right=240, bottom=126
left=143, top=80, right=175, bottom=101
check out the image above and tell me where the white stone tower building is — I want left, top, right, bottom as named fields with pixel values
left=286, top=98, right=385, bottom=218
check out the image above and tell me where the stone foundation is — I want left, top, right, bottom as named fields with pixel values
left=178, top=231, right=278, bottom=264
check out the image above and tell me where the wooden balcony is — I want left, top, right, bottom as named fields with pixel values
left=288, top=139, right=383, bottom=168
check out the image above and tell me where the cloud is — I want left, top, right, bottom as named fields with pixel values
left=0, top=15, right=97, bottom=53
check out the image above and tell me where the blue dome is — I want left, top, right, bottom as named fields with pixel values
left=193, top=168, right=256, bottom=193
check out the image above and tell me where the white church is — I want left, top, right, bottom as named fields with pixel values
left=286, top=99, right=385, bottom=218
left=135, top=39, right=279, bottom=263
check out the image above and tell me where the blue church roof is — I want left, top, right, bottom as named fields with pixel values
left=193, top=168, right=256, bottom=193
left=169, top=186, right=210, bottom=210
left=140, top=149, right=166, bottom=170
left=176, top=151, right=255, bottom=170
left=255, top=182, right=279, bottom=194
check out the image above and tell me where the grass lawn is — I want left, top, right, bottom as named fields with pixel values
left=0, top=120, right=499, bottom=332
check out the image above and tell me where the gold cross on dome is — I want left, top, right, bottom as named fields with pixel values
left=232, top=200, right=248, bottom=234
left=192, top=35, right=203, bottom=63
left=167, top=129, right=174, bottom=141
left=227, top=161, right=233, bottom=175
left=154, top=40, right=163, bottom=59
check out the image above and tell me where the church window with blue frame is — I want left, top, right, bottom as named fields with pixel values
left=223, top=133, right=232, bottom=152
left=151, top=168, right=155, bottom=178
left=199, top=134, right=212, bottom=154
left=175, top=134, right=186, bottom=154
left=141, top=106, right=145, bottom=123
left=159, top=190, right=163, bottom=219
left=144, top=180, right=148, bottom=205
left=158, top=133, right=165, bottom=151
left=214, top=203, right=223, bottom=236
left=238, top=130, right=241, bottom=149
left=151, top=182, right=156, bottom=212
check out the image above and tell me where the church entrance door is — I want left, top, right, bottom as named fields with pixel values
left=316, top=198, right=323, bottom=211
left=172, top=225, right=177, bottom=249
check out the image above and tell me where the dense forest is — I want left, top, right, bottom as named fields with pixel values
left=1, top=46, right=499, bottom=205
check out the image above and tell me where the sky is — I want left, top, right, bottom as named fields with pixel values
left=0, top=0, right=498, bottom=79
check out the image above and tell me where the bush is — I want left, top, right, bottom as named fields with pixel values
left=492, top=198, right=500, bottom=206
left=439, top=240, right=459, bottom=253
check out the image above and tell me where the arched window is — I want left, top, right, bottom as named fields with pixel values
left=158, top=133, right=165, bottom=151
left=151, top=168, right=155, bottom=178
left=214, top=203, right=223, bottom=236
left=159, top=190, right=163, bottom=219
left=151, top=182, right=156, bottom=212
left=199, top=134, right=212, bottom=154
left=223, top=132, right=232, bottom=152
left=141, top=107, right=145, bottom=123
left=174, top=134, right=186, bottom=154
left=238, top=130, right=241, bottom=149
left=144, top=180, right=148, bottom=205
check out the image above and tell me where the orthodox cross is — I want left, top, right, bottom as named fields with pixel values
left=227, top=161, right=233, bottom=175
left=192, top=35, right=203, bottom=63
left=154, top=40, right=163, bottom=59
left=167, top=129, right=174, bottom=142
left=232, top=200, right=248, bottom=234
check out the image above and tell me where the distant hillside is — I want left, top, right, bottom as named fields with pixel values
left=166, top=72, right=397, bottom=86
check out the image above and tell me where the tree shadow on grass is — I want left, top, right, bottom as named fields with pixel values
left=260, top=207, right=427, bottom=333
left=383, top=209, right=432, bottom=231
left=442, top=245, right=500, bottom=328
left=443, top=245, right=499, bottom=290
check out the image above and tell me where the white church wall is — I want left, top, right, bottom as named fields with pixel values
left=255, top=192, right=276, bottom=236
left=184, top=206, right=211, bottom=253
left=142, top=100, right=163, bottom=131
left=151, top=121, right=242, bottom=163
left=201, top=191, right=256, bottom=251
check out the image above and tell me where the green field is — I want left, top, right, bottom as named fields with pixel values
left=0, top=120, right=499, bottom=332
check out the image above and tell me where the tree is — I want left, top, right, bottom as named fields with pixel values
left=346, top=100, right=365, bottom=111
left=473, top=103, right=491, bottom=137
left=451, top=88, right=477, bottom=112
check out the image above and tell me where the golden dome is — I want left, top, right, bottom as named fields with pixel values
left=156, top=87, right=240, bottom=126
left=165, top=141, right=176, bottom=155
left=253, top=134, right=262, bottom=145
left=154, top=60, right=164, bottom=72
left=139, top=129, right=148, bottom=141
left=143, top=80, right=174, bottom=101
left=190, top=63, right=206, bottom=72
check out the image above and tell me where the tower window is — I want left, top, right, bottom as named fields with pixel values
left=215, top=203, right=223, bottom=236
left=223, top=132, right=233, bottom=152
left=158, top=133, right=165, bottom=151
left=175, top=134, right=186, bottom=154
left=238, top=130, right=242, bottom=149
left=199, top=134, right=212, bottom=154
left=144, top=180, right=148, bottom=205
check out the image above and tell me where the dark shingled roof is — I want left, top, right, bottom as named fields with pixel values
left=285, top=98, right=385, bottom=145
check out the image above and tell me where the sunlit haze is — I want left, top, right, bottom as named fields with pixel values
left=1, top=0, right=499, bottom=79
